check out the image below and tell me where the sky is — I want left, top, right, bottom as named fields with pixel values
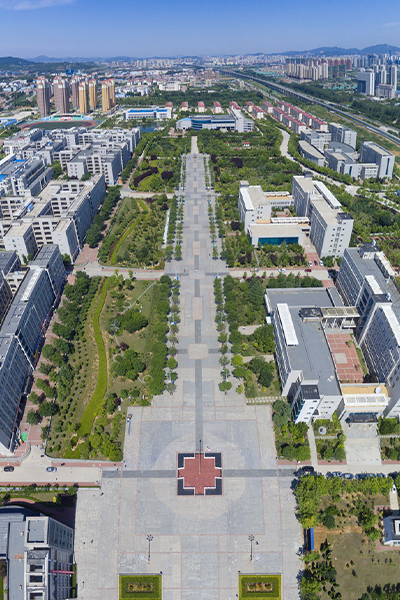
left=1, top=0, right=400, bottom=59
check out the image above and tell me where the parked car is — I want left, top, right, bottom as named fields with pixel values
left=305, top=268, right=312, bottom=272
left=356, top=473, right=367, bottom=480
left=392, top=482, right=397, bottom=494
left=301, top=466, right=315, bottom=475
left=278, top=268, right=286, bottom=273
left=314, top=260, right=318, bottom=265
left=319, top=260, right=324, bottom=266
left=332, top=471, right=343, bottom=478
left=3, top=466, right=14, bottom=472
left=343, top=473, right=354, bottom=480
left=46, top=467, right=57, bottom=473
left=308, top=261, right=313, bottom=266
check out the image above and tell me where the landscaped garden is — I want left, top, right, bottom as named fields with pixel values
left=296, top=474, right=398, bottom=600
left=119, top=574, right=162, bottom=600
left=272, top=399, right=311, bottom=462
left=313, top=417, right=347, bottom=463
left=129, top=134, right=186, bottom=193
left=40, top=271, right=176, bottom=460
left=239, top=574, right=281, bottom=600
left=378, top=418, right=400, bottom=462
left=98, top=195, right=169, bottom=268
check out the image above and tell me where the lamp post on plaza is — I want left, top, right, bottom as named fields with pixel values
left=147, top=534, right=153, bottom=562
left=248, top=535, right=255, bottom=562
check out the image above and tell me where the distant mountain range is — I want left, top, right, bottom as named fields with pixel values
left=1, top=43, right=400, bottom=70
left=282, top=44, right=400, bottom=57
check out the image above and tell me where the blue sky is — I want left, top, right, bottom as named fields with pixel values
left=1, top=0, right=400, bottom=59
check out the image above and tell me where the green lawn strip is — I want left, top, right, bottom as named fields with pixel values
left=71, top=565, right=77, bottom=598
left=119, top=575, right=161, bottom=600
left=110, top=215, right=144, bottom=265
left=77, top=279, right=108, bottom=436
left=239, top=574, right=281, bottom=600
left=139, top=199, right=148, bottom=211
left=0, top=576, right=3, bottom=600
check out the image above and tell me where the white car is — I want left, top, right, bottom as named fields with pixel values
left=319, top=260, right=324, bottom=266
left=278, top=268, right=286, bottom=273
left=308, top=261, right=313, bottom=267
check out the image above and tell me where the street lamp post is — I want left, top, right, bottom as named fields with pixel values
left=147, top=534, right=153, bottom=562
left=248, top=535, right=255, bottom=562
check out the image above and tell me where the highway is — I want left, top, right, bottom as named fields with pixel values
left=221, top=68, right=400, bottom=150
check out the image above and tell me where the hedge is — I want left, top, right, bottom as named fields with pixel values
left=77, top=279, right=108, bottom=436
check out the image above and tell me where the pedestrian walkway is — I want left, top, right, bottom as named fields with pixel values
left=74, top=139, right=302, bottom=600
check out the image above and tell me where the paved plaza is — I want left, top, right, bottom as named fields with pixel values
left=74, top=146, right=302, bottom=600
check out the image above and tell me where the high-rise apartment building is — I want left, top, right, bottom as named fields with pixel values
left=71, top=75, right=81, bottom=110
left=36, top=76, right=51, bottom=117
left=53, top=76, right=70, bottom=114
left=78, top=81, right=89, bottom=114
left=89, top=79, right=97, bottom=110
left=102, top=79, right=115, bottom=112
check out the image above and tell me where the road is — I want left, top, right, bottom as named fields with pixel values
left=0, top=446, right=103, bottom=486
left=221, top=69, right=400, bottom=150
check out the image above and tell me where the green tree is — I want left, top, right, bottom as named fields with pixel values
left=272, top=399, right=291, bottom=428
left=26, top=409, right=40, bottom=425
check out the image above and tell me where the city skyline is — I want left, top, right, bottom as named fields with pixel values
left=1, top=0, right=400, bottom=59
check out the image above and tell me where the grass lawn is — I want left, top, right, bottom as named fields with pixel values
left=239, top=574, right=281, bottom=599
left=119, top=575, right=162, bottom=600
left=314, top=527, right=400, bottom=600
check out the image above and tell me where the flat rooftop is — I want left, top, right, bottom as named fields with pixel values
left=267, top=287, right=342, bottom=396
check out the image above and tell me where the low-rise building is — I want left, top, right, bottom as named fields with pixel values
left=383, top=515, right=400, bottom=546
left=124, top=106, right=172, bottom=120
left=0, top=506, right=74, bottom=600
left=299, top=140, right=325, bottom=167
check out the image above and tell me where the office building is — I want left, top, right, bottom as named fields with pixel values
left=266, top=288, right=345, bottom=422
left=238, top=181, right=293, bottom=232
left=357, top=69, right=375, bottom=95
left=0, top=245, right=65, bottom=452
left=300, top=129, right=331, bottom=152
left=78, top=81, right=89, bottom=114
left=329, top=123, right=357, bottom=149
left=292, top=175, right=353, bottom=257
left=36, top=77, right=51, bottom=117
left=336, top=244, right=400, bottom=417
left=359, top=141, right=395, bottom=179
left=0, top=156, right=53, bottom=198
left=53, top=76, right=70, bottom=114
left=3, top=222, right=37, bottom=261
left=0, top=506, right=74, bottom=600
left=390, top=65, right=398, bottom=89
